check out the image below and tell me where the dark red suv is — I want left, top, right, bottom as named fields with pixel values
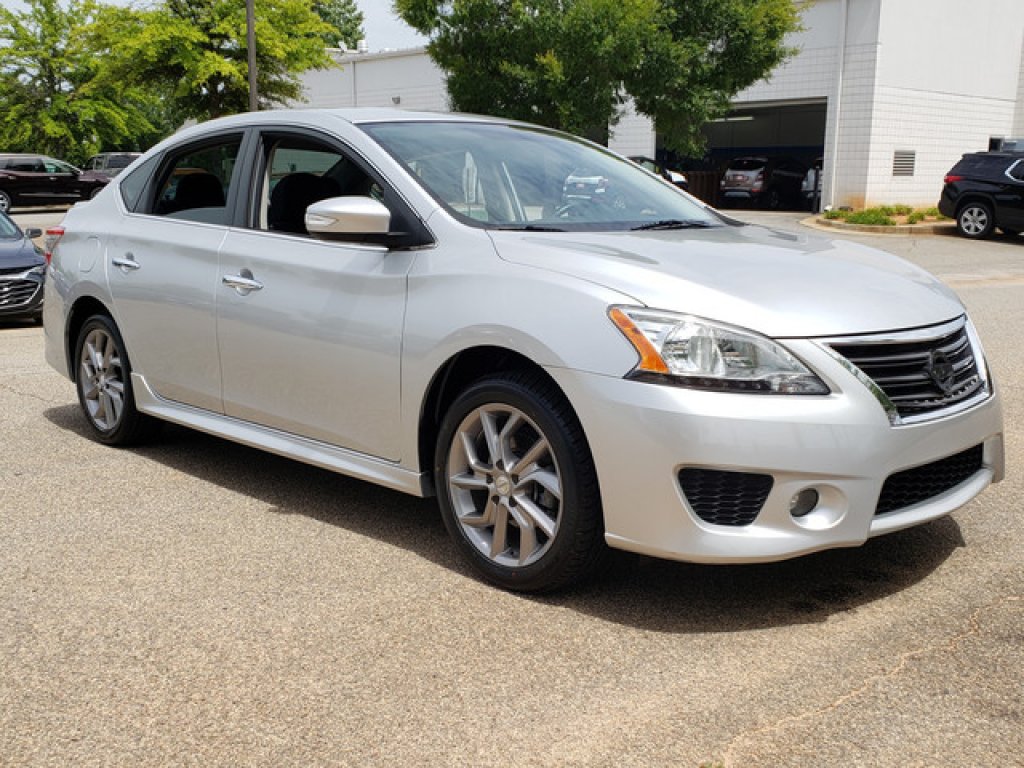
left=0, top=154, right=109, bottom=213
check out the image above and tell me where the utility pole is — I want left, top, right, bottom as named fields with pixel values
left=246, top=0, right=258, bottom=111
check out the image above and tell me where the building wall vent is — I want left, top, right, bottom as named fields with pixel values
left=893, top=150, right=916, bottom=177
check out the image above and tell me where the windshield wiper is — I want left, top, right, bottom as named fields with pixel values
left=631, top=219, right=715, bottom=231
left=493, top=224, right=566, bottom=232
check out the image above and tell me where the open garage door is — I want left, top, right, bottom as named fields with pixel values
left=659, top=99, right=827, bottom=210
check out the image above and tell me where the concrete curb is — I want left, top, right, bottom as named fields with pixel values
left=808, top=216, right=956, bottom=236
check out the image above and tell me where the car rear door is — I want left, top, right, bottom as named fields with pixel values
left=106, top=132, right=247, bottom=412
left=997, top=159, right=1024, bottom=231
left=216, top=126, right=421, bottom=461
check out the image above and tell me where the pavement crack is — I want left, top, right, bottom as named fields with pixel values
left=0, top=380, right=65, bottom=407
left=720, top=594, right=1022, bottom=767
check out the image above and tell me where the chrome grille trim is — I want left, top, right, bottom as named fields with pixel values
left=818, top=316, right=992, bottom=426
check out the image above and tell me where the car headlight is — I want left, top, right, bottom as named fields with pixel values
left=609, top=306, right=829, bottom=394
left=28, top=264, right=47, bottom=277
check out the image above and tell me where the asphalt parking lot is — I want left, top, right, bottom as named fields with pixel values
left=2, top=209, right=1021, bottom=767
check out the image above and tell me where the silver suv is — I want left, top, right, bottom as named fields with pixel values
left=44, top=110, right=1004, bottom=591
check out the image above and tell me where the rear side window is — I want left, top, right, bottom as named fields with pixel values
left=119, top=154, right=161, bottom=212
left=1007, top=160, right=1024, bottom=182
left=147, top=137, right=242, bottom=224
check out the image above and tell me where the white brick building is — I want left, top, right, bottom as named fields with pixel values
left=298, top=0, right=1024, bottom=208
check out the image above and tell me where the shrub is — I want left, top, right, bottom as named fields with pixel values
left=907, top=211, right=926, bottom=224
left=845, top=209, right=896, bottom=226
left=823, top=209, right=848, bottom=220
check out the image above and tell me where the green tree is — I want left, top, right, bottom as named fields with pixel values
left=0, top=0, right=163, bottom=162
left=111, top=0, right=336, bottom=122
left=395, top=0, right=803, bottom=154
left=313, top=0, right=365, bottom=49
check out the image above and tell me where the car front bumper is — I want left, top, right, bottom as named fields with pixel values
left=548, top=350, right=1004, bottom=564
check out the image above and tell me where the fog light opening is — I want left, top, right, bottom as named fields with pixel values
left=789, top=488, right=820, bottom=518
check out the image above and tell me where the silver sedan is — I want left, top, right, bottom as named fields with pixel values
left=43, top=109, right=1004, bottom=591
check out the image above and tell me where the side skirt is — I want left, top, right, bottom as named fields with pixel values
left=132, top=373, right=431, bottom=497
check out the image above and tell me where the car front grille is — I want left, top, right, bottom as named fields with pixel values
left=0, top=278, right=40, bottom=309
left=678, top=468, right=774, bottom=527
left=876, top=444, right=984, bottom=515
left=828, top=319, right=985, bottom=421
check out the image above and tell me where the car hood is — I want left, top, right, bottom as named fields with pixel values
left=488, top=223, right=964, bottom=338
left=0, top=237, right=43, bottom=270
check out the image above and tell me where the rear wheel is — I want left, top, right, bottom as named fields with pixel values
left=0, top=190, right=11, bottom=213
left=74, top=315, right=160, bottom=445
left=956, top=201, right=994, bottom=239
left=435, top=371, right=606, bottom=592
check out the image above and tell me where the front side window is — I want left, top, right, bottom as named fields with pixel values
left=362, top=122, right=718, bottom=232
left=255, top=136, right=382, bottom=235
left=150, top=138, right=241, bottom=224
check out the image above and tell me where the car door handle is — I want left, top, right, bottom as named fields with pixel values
left=112, top=254, right=140, bottom=272
left=222, top=270, right=263, bottom=295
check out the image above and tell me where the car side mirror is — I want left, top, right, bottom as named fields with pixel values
left=305, top=196, right=391, bottom=239
left=25, top=228, right=43, bottom=239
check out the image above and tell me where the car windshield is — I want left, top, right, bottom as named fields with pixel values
left=0, top=212, right=20, bottom=238
left=361, top=121, right=718, bottom=232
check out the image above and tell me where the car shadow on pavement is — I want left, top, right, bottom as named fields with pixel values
left=45, top=405, right=966, bottom=634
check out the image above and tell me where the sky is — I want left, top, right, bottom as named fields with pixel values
left=357, top=0, right=427, bottom=51
left=4, top=0, right=429, bottom=52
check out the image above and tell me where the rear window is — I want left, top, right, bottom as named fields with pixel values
left=728, top=158, right=767, bottom=171
left=951, top=154, right=1011, bottom=177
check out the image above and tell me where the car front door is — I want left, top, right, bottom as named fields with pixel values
left=106, top=133, right=246, bottom=412
left=41, top=158, right=83, bottom=203
left=216, top=128, right=421, bottom=460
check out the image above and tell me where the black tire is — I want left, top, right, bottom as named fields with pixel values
left=956, top=201, right=994, bottom=239
left=74, top=315, right=161, bottom=445
left=0, top=189, right=11, bottom=213
left=89, top=186, right=103, bottom=200
left=764, top=187, right=782, bottom=210
left=434, top=370, right=607, bottom=592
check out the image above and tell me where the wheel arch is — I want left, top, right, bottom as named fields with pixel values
left=954, top=193, right=995, bottom=215
left=65, top=296, right=115, bottom=382
left=417, top=345, right=585, bottom=492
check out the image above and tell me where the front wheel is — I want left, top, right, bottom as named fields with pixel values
left=0, top=189, right=11, bottom=213
left=435, top=371, right=606, bottom=592
left=74, top=315, right=160, bottom=445
left=956, top=202, right=994, bottom=239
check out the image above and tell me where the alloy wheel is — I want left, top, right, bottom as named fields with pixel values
left=959, top=205, right=990, bottom=237
left=446, top=404, right=563, bottom=568
left=79, top=326, right=126, bottom=431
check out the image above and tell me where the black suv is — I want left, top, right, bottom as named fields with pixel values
left=939, top=151, right=1024, bottom=239
left=0, top=154, right=109, bottom=213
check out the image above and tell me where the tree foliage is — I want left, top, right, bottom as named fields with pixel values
left=108, top=0, right=336, bottom=122
left=0, top=0, right=164, bottom=162
left=313, top=0, right=365, bottom=49
left=395, top=0, right=803, bottom=154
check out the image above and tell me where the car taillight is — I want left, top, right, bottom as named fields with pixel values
left=43, top=226, right=65, bottom=264
left=752, top=171, right=764, bottom=190
left=943, top=174, right=964, bottom=185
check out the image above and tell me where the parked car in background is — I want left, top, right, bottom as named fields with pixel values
left=939, top=151, right=1024, bottom=239
left=0, top=154, right=109, bottom=213
left=0, top=210, right=45, bottom=323
left=85, top=152, right=143, bottom=179
left=44, top=109, right=1004, bottom=592
left=629, top=156, right=689, bottom=190
left=719, top=156, right=807, bottom=209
